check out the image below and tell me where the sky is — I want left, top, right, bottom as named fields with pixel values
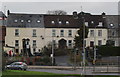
left=0, top=0, right=120, bottom=15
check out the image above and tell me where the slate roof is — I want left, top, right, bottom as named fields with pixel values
left=105, top=15, right=119, bottom=28
left=7, top=13, right=44, bottom=28
left=44, top=14, right=107, bottom=28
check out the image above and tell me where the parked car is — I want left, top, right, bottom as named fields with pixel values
left=5, top=62, right=27, bottom=70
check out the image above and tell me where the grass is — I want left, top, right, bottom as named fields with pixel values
left=2, top=70, right=120, bottom=77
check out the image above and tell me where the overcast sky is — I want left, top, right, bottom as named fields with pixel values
left=0, top=0, right=119, bottom=15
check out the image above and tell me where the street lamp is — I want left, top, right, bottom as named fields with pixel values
left=92, top=21, right=97, bottom=65
left=51, top=35, right=59, bottom=66
left=51, top=36, right=54, bottom=66
left=82, top=16, right=86, bottom=75
left=73, top=11, right=86, bottom=75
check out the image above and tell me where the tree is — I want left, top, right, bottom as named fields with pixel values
left=74, top=25, right=89, bottom=49
left=47, top=10, right=67, bottom=15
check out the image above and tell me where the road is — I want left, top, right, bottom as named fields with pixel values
left=27, top=66, right=120, bottom=75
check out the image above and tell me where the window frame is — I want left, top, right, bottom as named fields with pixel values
left=52, top=29, right=56, bottom=37
left=32, top=29, right=37, bottom=37
left=15, top=40, right=19, bottom=47
left=68, top=30, right=72, bottom=37
left=15, top=29, right=19, bottom=36
left=60, top=30, right=64, bottom=37
left=33, top=40, right=36, bottom=47
left=90, top=30, right=94, bottom=37
left=98, top=30, right=102, bottom=37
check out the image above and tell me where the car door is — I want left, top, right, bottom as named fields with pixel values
left=14, top=63, right=21, bottom=69
left=10, top=63, right=15, bottom=69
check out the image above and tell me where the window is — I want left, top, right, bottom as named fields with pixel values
left=91, top=21, right=94, bottom=24
left=15, top=40, right=19, bottom=47
left=66, top=21, right=69, bottom=24
left=110, top=23, right=114, bottom=28
left=52, top=40, right=56, bottom=47
left=33, top=29, right=36, bottom=37
left=52, top=30, right=56, bottom=37
left=98, top=30, right=102, bottom=37
left=112, top=31, right=115, bottom=36
left=33, top=40, right=36, bottom=47
left=33, top=48, right=36, bottom=53
left=37, top=20, right=41, bottom=23
left=68, top=40, right=72, bottom=47
left=51, top=21, right=55, bottom=24
left=59, top=21, right=62, bottom=24
left=85, top=22, right=88, bottom=27
left=20, top=20, right=24, bottom=23
left=60, top=30, right=64, bottom=37
left=14, top=20, right=18, bottom=23
left=27, top=20, right=31, bottom=23
left=98, top=40, right=102, bottom=46
left=68, top=30, right=72, bottom=37
left=84, top=40, right=86, bottom=47
left=90, top=30, right=94, bottom=37
left=90, top=41, right=94, bottom=47
left=98, top=22, right=103, bottom=27
left=15, top=29, right=19, bottom=36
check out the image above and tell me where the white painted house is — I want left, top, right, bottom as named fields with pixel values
left=5, top=12, right=108, bottom=55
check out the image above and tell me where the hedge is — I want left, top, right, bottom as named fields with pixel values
left=97, top=46, right=120, bottom=56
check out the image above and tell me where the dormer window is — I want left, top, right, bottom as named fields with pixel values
left=21, top=20, right=24, bottom=23
left=59, top=21, right=62, bottom=24
left=91, top=21, right=94, bottom=24
left=37, top=20, right=41, bottom=23
left=98, top=22, right=103, bottom=27
left=14, top=20, right=18, bottom=23
left=28, top=20, right=31, bottom=23
left=51, top=21, right=55, bottom=24
left=110, top=23, right=114, bottom=27
left=66, top=21, right=69, bottom=24
left=85, top=22, right=88, bottom=27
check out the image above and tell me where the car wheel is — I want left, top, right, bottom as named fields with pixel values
left=6, top=67, right=9, bottom=70
left=18, top=68, right=22, bottom=70
left=24, top=69, right=26, bottom=71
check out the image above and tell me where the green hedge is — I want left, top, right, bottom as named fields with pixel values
left=97, top=46, right=120, bottom=56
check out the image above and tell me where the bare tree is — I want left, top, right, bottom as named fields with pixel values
left=47, top=10, right=67, bottom=15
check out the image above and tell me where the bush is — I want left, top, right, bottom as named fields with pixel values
left=97, top=46, right=120, bottom=56
left=34, top=56, right=52, bottom=65
left=54, top=48, right=68, bottom=56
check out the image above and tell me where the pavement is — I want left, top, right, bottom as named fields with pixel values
left=27, top=66, right=120, bottom=75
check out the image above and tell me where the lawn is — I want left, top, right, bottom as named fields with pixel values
left=2, top=70, right=119, bottom=77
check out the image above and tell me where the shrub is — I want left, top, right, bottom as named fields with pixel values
left=97, top=46, right=120, bottom=56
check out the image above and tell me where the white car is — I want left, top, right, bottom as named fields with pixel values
left=6, top=62, right=27, bottom=70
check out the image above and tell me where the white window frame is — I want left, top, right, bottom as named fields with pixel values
left=98, top=22, right=103, bottom=27
left=85, top=22, right=88, bottom=27
left=59, top=21, right=62, bottom=24
left=51, top=21, right=55, bottom=24
left=66, top=21, right=69, bottom=24
left=14, top=20, right=18, bottom=23
left=20, top=20, right=24, bottom=23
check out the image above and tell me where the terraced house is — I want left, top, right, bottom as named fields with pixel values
left=5, top=11, right=108, bottom=55
left=0, top=11, right=6, bottom=46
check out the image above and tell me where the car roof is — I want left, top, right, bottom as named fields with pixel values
left=13, top=62, right=25, bottom=64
